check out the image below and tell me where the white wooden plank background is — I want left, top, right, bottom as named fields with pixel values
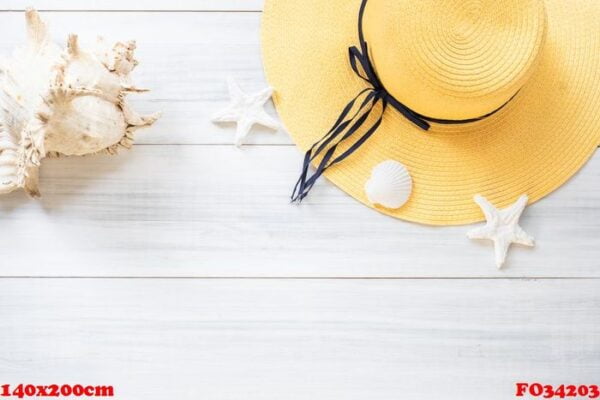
left=0, top=1, right=263, bottom=11
left=0, top=2, right=599, bottom=398
left=1, top=279, right=599, bottom=400
left=0, top=147, right=599, bottom=277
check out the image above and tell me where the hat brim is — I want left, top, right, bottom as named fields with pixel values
left=261, top=0, right=600, bottom=226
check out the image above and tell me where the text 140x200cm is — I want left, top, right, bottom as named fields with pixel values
left=0, top=384, right=114, bottom=398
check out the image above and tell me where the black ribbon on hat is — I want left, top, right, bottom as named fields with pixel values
left=291, top=0, right=515, bottom=203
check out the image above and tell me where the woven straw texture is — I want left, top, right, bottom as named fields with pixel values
left=261, top=0, right=600, bottom=226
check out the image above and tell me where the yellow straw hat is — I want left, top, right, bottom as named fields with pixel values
left=261, top=0, right=600, bottom=225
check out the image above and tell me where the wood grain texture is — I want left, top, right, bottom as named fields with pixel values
left=0, top=11, right=286, bottom=145
left=0, top=146, right=598, bottom=278
left=1, top=278, right=598, bottom=399
left=0, top=0, right=264, bottom=11
left=0, top=3, right=597, bottom=396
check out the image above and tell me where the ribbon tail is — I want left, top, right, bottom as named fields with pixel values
left=291, top=90, right=375, bottom=202
left=291, top=95, right=385, bottom=203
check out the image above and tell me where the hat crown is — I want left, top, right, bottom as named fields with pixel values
left=364, top=0, right=547, bottom=120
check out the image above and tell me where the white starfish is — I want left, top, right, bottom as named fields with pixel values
left=212, top=77, right=279, bottom=147
left=467, top=194, right=535, bottom=269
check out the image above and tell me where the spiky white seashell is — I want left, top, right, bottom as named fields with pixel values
left=0, top=9, right=159, bottom=197
left=364, top=160, right=413, bottom=209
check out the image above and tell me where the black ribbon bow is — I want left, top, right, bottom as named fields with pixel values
left=291, top=0, right=515, bottom=203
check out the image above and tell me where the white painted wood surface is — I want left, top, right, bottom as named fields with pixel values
left=1, top=279, right=599, bottom=400
left=0, top=4, right=598, bottom=397
left=0, top=147, right=599, bottom=277
left=0, top=0, right=263, bottom=11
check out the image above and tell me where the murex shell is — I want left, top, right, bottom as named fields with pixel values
left=364, top=160, right=413, bottom=209
left=0, top=9, right=159, bottom=197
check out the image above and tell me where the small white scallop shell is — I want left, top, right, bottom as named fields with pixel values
left=364, top=160, right=413, bottom=209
